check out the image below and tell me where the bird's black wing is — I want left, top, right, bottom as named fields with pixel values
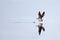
left=38, top=11, right=41, bottom=18
left=39, top=29, right=41, bottom=35
left=41, top=11, right=45, bottom=17
left=42, top=27, right=45, bottom=31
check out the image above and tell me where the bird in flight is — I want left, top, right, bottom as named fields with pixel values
left=38, top=11, right=45, bottom=21
left=37, top=23, right=45, bottom=35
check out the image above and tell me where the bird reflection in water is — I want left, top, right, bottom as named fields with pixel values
left=37, top=23, right=45, bottom=35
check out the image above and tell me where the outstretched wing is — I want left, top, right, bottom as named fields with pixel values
left=39, top=29, right=41, bottom=35
left=38, top=11, right=41, bottom=18
left=42, top=27, right=45, bottom=31
left=41, top=11, right=45, bottom=17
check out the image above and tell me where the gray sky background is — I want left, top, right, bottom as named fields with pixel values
left=0, top=0, right=60, bottom=40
